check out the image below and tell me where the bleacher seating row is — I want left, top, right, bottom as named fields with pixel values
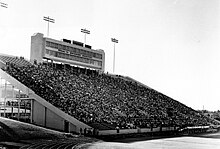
left=0, top=54, right=32, bottom=67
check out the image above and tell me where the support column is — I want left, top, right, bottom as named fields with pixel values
left=4, top=81, right=7, bottom=117
left=44, top=107, right=47, bottom=127
left=12, top=86, right=14, bottom=117
left=30, top=99, right=34, bottom=123
left=18, top=90, right=20, bottom=121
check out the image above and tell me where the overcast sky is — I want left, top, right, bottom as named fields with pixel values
left=0, top=0, right=220, bottom=111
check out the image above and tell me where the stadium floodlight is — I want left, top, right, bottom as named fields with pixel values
left=81, top=28, right=90, bottom=47
left=43, top=16, right=55, bottom=37
left=111, top=38, right=119, bottom=73
left=0, top=2, right=8, bottom=8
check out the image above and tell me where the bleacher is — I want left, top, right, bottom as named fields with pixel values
left=0, top=54, right=32, bottom=67
left=1, top=53, right=219, bottom=131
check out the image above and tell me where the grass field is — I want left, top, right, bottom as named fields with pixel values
left=0, top=117, right=69, bottom=141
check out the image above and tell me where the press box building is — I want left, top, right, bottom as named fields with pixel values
left=30, top=33, right=105, bottom=71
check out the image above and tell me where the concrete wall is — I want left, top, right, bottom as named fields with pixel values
left=45, top=107, right=64, bottom=131
left=69, top=123, right=77, bottom=133
left=32, top=98, right=78, bottom=132
left=99, top=127, right=178, bottom=135
left=31, top=93, right=91, bottom=133
left=99, top=129, right=142, bottom=135
left=30, top=33, right=44, bottom=64
left=32, top=100, right=45, bottom=126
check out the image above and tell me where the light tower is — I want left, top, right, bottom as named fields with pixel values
left=0, top=2, right=8, bottom=8
left=111, top=38, right=118, bottom=73
left=81, top=28, right=90, bottom=47
left=43, top=16, right=55, bottom=37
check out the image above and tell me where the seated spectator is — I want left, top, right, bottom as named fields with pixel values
left=3, top=61, right=218, bottom=129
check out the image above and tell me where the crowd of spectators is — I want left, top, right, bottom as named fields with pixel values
left=4, top=62, right=219, bottom=130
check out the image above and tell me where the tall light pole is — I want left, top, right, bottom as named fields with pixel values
left=81, top=28, right=90, bottom=47
left=111, top=38, right=118, bottom=73
left=0, top=2, right=8, bottom=8
left=43, top=16, right=55, bottom=37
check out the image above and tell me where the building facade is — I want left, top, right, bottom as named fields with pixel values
left=30, top=33, right=105, bottom=71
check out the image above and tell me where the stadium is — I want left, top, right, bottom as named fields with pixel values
left=0, top=32, right=220, bottom=147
